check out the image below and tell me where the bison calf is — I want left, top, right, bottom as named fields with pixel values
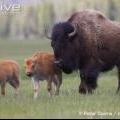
left=0, top=60, right=20, bottom=96
left=24, top=52, right=62, bottom=99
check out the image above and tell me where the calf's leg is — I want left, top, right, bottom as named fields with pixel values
left=47, top=77, right=53, bottom=97
left=32, top=79, right=40, bottom=99
left=1, top=82, right=6, bottom=96
left=53, top=73, right=62, bottom=95
left=8, top=77, right=20, bottom=96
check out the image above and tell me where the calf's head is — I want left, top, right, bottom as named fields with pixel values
left=24, top=58, right=36, bottom=77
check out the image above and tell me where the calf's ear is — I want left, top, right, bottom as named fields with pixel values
left=24, top=58, right=29, bottom=63
left=32, top=58, right=37, bottom=65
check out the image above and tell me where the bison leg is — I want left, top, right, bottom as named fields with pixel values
left=79, top=73, right=98, bottom=94
left=53, top=73, right=62, bottom=95
left=1, top=82, right=6, bottom=96
left=116, top=67, right=120, bottom=93
left=32, top=79, right=40, bottom=99
left=79, top=72, right=87, bottom=94
left=79, top=67, right=99, bottom=94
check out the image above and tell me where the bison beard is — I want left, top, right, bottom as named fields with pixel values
left=55, top=58, right=77, bottom=74
left=51, top=10, right=120, bottom=94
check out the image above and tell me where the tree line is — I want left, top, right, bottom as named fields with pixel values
left=0, top=0, right=120, bottom=40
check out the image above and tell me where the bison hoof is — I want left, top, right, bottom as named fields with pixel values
left=79, top=88, right=87, bottom=94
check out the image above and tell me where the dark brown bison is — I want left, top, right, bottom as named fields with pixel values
left=50, top=9, right=120, bottom=94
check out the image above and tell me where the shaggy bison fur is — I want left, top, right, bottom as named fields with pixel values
left=50, top=10, right=120, bottom=94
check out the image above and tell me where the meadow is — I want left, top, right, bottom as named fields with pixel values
left=0, top=39, right=120, bottom=119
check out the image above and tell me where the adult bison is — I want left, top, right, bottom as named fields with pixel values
left=49, top=10, right=120, bottom=94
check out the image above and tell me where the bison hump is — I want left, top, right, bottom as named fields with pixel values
left=68, top=9, right=107, bottom=23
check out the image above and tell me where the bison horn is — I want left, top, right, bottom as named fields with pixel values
left=44, top=24, right=52, bottom=40
left=54, top=60, right=61, bottom=64
left=54, top=59, right=63, bottom=64
left=68, top=25, right=77, bottom=37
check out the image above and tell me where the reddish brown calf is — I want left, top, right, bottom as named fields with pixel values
left=25, top=52, right=62, bottom=99
left=0, top=60, right=20, bottom=96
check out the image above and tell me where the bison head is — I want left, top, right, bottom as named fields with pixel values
left=51, top=22, right=78, bottom=74
left=24, top=58, right=36, bottom=77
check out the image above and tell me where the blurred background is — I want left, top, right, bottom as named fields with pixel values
left=0, top=0, right=120, bottom=40
left=0, top=1, right=120, bottom=118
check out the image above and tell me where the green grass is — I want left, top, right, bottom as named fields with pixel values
left=0, top=39, right=120, bottom=119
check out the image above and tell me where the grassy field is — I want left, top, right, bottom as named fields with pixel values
left=0, top=39, right=120, bottom=119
